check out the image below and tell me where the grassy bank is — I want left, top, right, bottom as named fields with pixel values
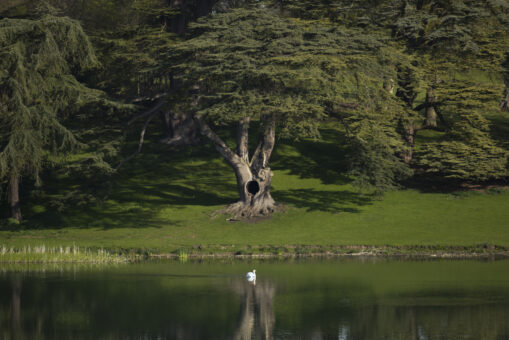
left=0, top=122, right=508, bottom=257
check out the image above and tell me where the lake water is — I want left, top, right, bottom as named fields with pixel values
left=1, top=258, right=508, bottom=339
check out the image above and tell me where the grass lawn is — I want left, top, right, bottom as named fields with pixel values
left=0, top=124, right=508, bottom=254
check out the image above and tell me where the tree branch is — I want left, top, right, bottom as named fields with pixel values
left=250, top=116, right=276, bottom=171
left=194, top=115, right=241, bottom=167
left=128, top=98, right=166, bottom=125
left=116, top=112, right=157, bottom=170
left=236, top=117, right=250, bottom=163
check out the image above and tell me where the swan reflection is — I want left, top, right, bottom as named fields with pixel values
left=232, top=276, right=275, bottom=340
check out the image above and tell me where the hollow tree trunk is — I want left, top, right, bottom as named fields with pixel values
left=195, top=115, right=278, bottom=218
left=9, top=174, right=21, bottom=222
left=425, top=88, right=437, bottom=128
left=230, top=164, right=276, bottom=218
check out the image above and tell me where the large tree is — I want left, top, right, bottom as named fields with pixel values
left=0, top=12, right=112, bottom=221
left=158, top=6, right=409, bottom=217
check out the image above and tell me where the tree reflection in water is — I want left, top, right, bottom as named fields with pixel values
left=231, top=278, right=275, bottom=340
left=0, top=260, right=509, bottom=339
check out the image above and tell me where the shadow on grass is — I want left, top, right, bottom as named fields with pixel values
left=273, top=188, right=372, bottom=213
left=272, top=128, right=351, bottom=185
left=2, top=142, right=239, bottom=230
left=1, top=126, right=375, bottom=229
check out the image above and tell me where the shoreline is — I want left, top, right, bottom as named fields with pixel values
left=1, top=244, right=508, bottom=263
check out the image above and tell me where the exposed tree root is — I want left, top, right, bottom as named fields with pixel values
left=213, top=199, right=280, bottom=220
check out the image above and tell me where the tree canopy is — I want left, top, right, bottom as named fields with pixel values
left=0, top=12, right=121, bottom=220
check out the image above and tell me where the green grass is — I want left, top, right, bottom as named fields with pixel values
left=0, top=122, right=508, bottom=255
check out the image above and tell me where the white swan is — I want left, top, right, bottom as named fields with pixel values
left=246, top=269, right=256, bottom=282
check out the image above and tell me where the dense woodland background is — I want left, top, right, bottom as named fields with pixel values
left=1, top=0, right=508, bottom=224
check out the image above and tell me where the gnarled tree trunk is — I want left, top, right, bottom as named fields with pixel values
left=9, top=174, right=21, bottom=222
left=196, top=115, right=278, bottom=218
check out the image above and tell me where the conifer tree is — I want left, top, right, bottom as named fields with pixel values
left=0, top=12, right=108, bottom=221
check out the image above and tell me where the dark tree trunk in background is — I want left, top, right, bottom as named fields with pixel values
left=196, top=116, right=277, bottom=218
left=165, top=0, right=216, bottom=34
left=161, top=111, right=200, bottom=147
left=9, top=174, right=21, bottom=222
left=160, top=111, right=173, bottom=137
left=403, top=123, right=415, bottom=164
left=383, top=78, right=394, bottom=94
left=396, top=66, right=418, bottom=108
left=501, top=88, right=509, bottom=111
left=425, top=87, right=437, bottom=127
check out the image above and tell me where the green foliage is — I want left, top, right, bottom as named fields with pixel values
left=415, top=77, right=509, bottom=180
left=415, top=141, right=508, bottom=180
left=0, top=12, right=132, bottom=218
left=0, top=14, right=100, bottom=182
left=346, top=116, right=413, bottom=193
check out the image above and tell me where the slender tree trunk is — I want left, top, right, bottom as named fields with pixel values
left=501, top=88, right=509, bottom=111
left=160, top=111, right=173, bottom=138
left=425, top=88, right=437, bottom=127
left=403, top=123, right=415, bottom=164
left=9, top=174, right=21, bottom=222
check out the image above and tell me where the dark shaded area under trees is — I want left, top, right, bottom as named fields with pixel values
left=1, top=0, right=508, bottom=222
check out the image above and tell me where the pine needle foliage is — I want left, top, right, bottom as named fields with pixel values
left=168, top=7, right=402, bottom=132
left=164, top=5, right=413, bottom=190
left=0, top=14, right=104, bottom=188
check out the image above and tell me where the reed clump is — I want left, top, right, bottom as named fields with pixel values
left=0, top=244, right=130, bottom=263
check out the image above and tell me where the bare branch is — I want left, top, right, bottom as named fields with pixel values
left=116, top=112, right=157, bottom=170
left=194, top=115, right=241, bottom=167
left=236, top=117, right=250, bottom=162
left=128, top=98, right=167, bottom=125
left=250, top=116, right=276, bottom=171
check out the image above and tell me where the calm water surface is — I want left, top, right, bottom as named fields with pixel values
left=1, top=258, right=508, bottom=339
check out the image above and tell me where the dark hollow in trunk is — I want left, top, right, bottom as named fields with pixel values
left=247, top=180, right=260, bottom=195
left=9, top=174, right=21, bottom=222
left=230, top=165, right=276, bottom=218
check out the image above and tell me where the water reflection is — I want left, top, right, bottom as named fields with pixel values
left=10, top=275, right=22, bottom=338
left=0, top=259, right=508, bottom=339
left=232, top=278, right=275, bottom=339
